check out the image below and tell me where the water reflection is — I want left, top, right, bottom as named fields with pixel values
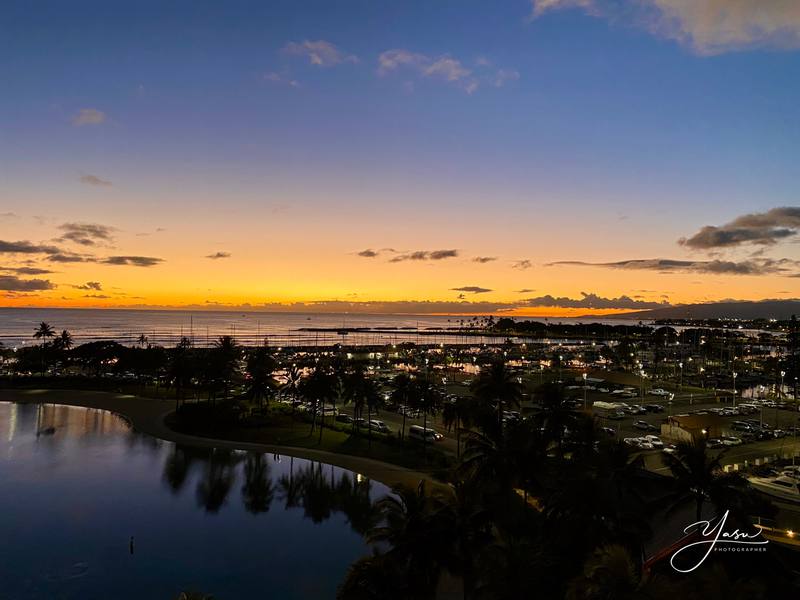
left=0, top=401, right=387, bottom=599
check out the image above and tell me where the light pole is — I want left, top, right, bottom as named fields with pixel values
left=699, top=366, right=705, bottom=389
left=582, top=372, right=588, bottom=410
left=679, top=361, right=683, bottom=390
left=558, top=355, right=563, bottom=384
left=780, top=370, right=786, bottom=400
left=732, top=372, right=738, bottom=408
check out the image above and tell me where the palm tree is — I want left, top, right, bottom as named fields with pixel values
left=33, top=321, right=55, bottom=343
left=299, top=363, right=338, bottom=441
left=33, top=321, right=55, bottom=375
left=664, top=437, right=760, bottom=523
left=245, top=345, right=278, bottom=408
left=566, top=544, right=669, bottom=600
left=533, top=382, right=577, bottom=457
left=138, top=333, right=149, bottom=348
left=211, top=335, right=240, bottom=404
left=366, top=482, right=449, bottom=599
left=470, top=360, right=523, bottom=432
left=389, top=372, right=414, bottom=440
left=409, top=373, right=444, bottom=459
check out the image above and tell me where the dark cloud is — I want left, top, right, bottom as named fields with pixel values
left=79, top=174, right=112, bottom=187
left=521, top=292, right=670, bottom=310
left=58, top=222, right=115, bottom=246
left=389, top=249, right=459, bottom=262
left=472, top=256, right=497, bottom=263
left=0, top=266, right=54, bottom=275
left=73, top=281, right=102, bottom=291
left=0, top=212, right=18, bottom=219
left=679, top=207, right=800, bottom=249
left=549, top=258, right=797, bottom=276
left=511, top=259, right=532, bottom=270
left=83, top=294, right=110, bottom=298
left=515, top=288, right=535, bottom=293
left=451, top=286, right=492, bottom=294
left=0, top=275, right=55, bottom=291
left=205, top=251, right=231, bottom=260
left=47, top=253, right=92, bottom=263
left=0, top=240, right=61, bottom=254
left=101, top=256, right=163, bottom=267
left=357, top=249, right=379, bottom=258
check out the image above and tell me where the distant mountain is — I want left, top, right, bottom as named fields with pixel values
left=607, top=299, right=800, bottom=321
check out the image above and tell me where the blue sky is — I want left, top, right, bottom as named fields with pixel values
left=1, top=0, right=799, bottom=312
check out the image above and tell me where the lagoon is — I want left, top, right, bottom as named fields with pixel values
left=0, top=401, right=386, bottom=599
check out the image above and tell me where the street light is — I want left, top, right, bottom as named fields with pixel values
left=678, top=362, right=683, bottom=390
left=582, top=372, right=588, bottom=410
left=732, top=372, right=738, bottom=408
left=780, top=370, right=786, bottom=400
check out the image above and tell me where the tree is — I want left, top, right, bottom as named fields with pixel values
left=664, top=437, right=766, bottom=523
left=533, top=383, right=576, bottom=458
left=470, top=360, right=523, bottom=432
left=299, top=363, right=338, bottom=441
left=32, top=321, right=55, bottom=375
left=210, top=335, right=240, bottom=404
left=389, top=372, right=414, bottom=440
left=366, top=482, right=449, bottom=599
left=245, top=345, right=278, bottom=408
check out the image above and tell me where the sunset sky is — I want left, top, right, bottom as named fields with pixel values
left=2, top=0, right=800, bottom=315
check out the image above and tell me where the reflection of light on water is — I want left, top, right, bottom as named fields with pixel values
left=7, top=403, right=17, bottom=443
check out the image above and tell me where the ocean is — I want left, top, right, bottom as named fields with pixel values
left=0, top=307, right=647, bottom=349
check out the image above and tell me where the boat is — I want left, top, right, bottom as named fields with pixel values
left=747, top=475, right=800, bottom=503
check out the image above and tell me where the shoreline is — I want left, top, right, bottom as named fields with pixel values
left=0, top=388, right=437, bottom=490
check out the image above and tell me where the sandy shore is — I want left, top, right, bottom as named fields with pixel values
left=0, top=388, right=439, bottom=490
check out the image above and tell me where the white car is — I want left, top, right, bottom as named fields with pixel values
left=650, top=388, right=670, bottom=396
left=643, top=435, right=664, bottom=448
left=720, top=436, right=742, bottom=446
left=662, top=444, right=678, bottom=454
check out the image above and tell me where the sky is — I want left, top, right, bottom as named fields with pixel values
left=1, top=0, right=800, bottom=316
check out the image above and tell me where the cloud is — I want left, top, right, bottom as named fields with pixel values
left=378, top=49, right=517, bottom=94
left=389, top=249, right=459, bottom=262
left=0, top=275, right=55, bottom=291
left=451, top=286, right=493, bottom=294
left=83, top=294, right=110, bottom=299
left=205, top=251, right=231, bottom=260
left=549, top=257, right=798, bottom=275
left=679, top=207, right=800, bottom=250
left=512, top=259, right=532, bottom=270
left=0, top=212, right=18, bottom=219
left=72, top=108, right=107, bottom=126
left=73, top=281, right=102, bottom=291
left=530, top=0, right=800, bottom=55
left=521, top=291, right=670, bottom=309
left=47, top=253, right=92, bottom=263
left=472, top=256, right=497, bottom=263
left=263, top=71, right=300, bottom=87
left=357, top=249, right=380, bottom=258
left=0, top=240, right=62, bottom=255
left=58, top=222, right=115, bottom=246
left=283, top=40, right=358, bottom=67
left=515, top=288, right=536, bottom=293
left=101, top=256, right=163, bottom=267
left=0, top=266, right=54, bottom=275
left=79, top=174, right=112, bottom=187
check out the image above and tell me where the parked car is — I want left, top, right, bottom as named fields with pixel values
left=600, top=427, right=616, bottom=437
left=650, top=388, right=670, bottom=396
left=720, top=436, right=742, bottom=446
left=707, top=438, right=724, bottom=449
left=408, top=425, right=443, bottom=442
left=662, top=444, right=678, bottom=454
left=335, top=414, right=353, bottom=424
left=644, top=404, right=664, bottom=413
left=633, top=420, right=655, bottom=431
left=643, top=435, right=663, bottom=448
left=369, top=420, right=390, bottom=433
